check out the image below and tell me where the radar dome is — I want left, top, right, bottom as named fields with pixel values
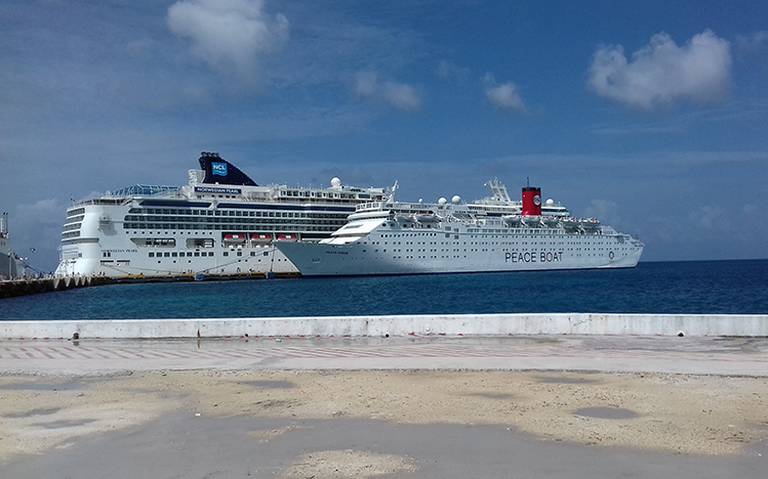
left=438, top=197, right=448, bottom=205
left=545, top=198, right=555, bottom=206
left=330, top=177, right=342, bottom=188
left=451, top=195, right=461, bottom=204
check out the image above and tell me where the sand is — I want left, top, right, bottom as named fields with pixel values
left=281, top=449, right=417, bottom=479
left=1, top=370, right=767, bottom=463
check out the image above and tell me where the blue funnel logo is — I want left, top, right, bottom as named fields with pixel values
left=211, top=162, right=228, bottom=177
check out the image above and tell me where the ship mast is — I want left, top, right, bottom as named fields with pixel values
left=486, top=178, right=512, bottom=203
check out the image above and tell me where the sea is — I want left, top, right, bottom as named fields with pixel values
left=0, top=260, right=766, bottom=320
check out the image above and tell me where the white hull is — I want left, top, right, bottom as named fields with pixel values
left=277, top=230, right=643, bottom=277
left=54, top=202, right=310, bottom=278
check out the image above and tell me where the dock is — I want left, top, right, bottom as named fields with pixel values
left=0, top=272, right=301, bottom=299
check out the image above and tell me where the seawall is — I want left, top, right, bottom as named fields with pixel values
left=1, top=313, right=767, bottom=339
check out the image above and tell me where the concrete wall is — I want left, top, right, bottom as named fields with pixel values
left=0, top=313, right=767, bottom=339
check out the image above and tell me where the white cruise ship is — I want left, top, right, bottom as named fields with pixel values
left=55, top=152, right=388, bottom=278
left=275, top=183, right=644, bottom=276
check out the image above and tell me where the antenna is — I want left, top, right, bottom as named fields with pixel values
left=526, top=176, right=530, bottom=188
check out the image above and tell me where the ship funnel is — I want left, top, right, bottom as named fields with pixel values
left=521, top=186, right=542, bottom=216
left=198, top=152, right=258, bottom=187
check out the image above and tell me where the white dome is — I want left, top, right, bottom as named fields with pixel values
left=438, top=197, right=448, bottom=205
left=545, top=198, right=555, bottom=206
left=330, top=177, right=342, bottom=188
left=451, top=195, right=461, bottom=204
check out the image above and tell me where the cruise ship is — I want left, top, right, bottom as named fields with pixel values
left=275, top=183, right=644, bottom=276
left=54, top=152, right=388, bottom=278
left=0, top=212, right=25, bottom=280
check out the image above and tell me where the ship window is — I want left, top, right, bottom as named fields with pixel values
left=223, top=252, right=229, bottom=257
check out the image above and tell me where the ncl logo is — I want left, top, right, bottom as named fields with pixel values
left=212, top=162, right=228, bottom=177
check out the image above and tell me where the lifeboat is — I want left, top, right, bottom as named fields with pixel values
left=502, top=215, right=522, bottom=227
left=580, top=218, right=600, bottom=230
left=414, top=213, right=439, bottom=223
left=542, top=216, right=560, bottom=227
left=276, top=233, right=298, bottom=242
left=561, top=218, right=581, bottom=231
left=223, top=233, right=246, bottom=243
left=250, top=233, right=273, bottom=244
left=521, top=215, right=542, bottom=227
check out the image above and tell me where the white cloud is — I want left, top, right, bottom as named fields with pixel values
left=354, top=70, right=379, bottom=97
left=588, top=30, right=731, bottom=110
left=689, top=205, right=729, bottom=231
left=354, top=71, right=421, bottom=111
left=167, top=0, right=289, bottom=81
left=436, top=60, right=469, bottom=81
left=735, top=31, right=768, bottom=52
left=483, top=73, right=525, bottom=112
left=585, top=199, right=622, bottom=226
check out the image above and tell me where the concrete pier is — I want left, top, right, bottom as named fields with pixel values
left=1, top=313, right=766, bottom=339
left=0, top=276, right=115, bottom=299
left=0, top=272, right=302, bottom=299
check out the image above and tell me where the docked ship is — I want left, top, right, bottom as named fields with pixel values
left=275, top=183, right=644, bottom=276
left=54, top=152, right=388, bottom=278
left=0, top=212, right=26, bottom=280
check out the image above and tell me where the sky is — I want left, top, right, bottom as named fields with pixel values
left=1, top=0, right=767, bottom=271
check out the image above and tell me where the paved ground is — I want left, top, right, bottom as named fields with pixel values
left=1, top=335, right=768, bottom=376
left=2, top=335, right=767, bottom=478
left=3, top=415, right=766, bottom=479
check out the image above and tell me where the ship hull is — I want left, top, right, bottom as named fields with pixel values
left=276, top=239, right=643, bottom=277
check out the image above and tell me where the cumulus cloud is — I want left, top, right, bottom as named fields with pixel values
left=483, top=73, right=525, bottom=112
left=354, top=71, right=421, bottom=111
left=167, top=0, right=289, bottom=81
left=588, top=30, right=731, bottom=110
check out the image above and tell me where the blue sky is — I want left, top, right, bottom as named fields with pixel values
left=1, top=0, right=767, bottom=270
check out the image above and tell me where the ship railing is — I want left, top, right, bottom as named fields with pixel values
left=355, top=201, right=386, bottom=211
left=70, top=198, right=127, bottom=207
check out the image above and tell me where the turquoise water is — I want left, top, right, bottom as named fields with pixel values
left=1, top=260, right=766, bottom=320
